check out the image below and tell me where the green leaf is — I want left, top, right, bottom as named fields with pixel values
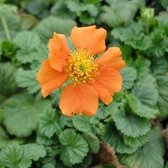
left=19, top=144, right=46, bottom=168
left=147, top=29, right=168, bottom=57
left=111, top=22, right=152, bottom=50
left=123, top=134, right=148, bottom=148
left=38, top=110, right=61, bottom=138
left=59, top=115, right=73, bottom=129
left=83, top=132, right=100, bottom=153
left=15, top=50, right=38, bottom=64
left=151, top=57, right=168, bottom=75
left=165, top=161, right=168, bottom=168
left=1, top=40, right=17, bottom=58
left=3, top=93, right=51, bottom=137
left=36, top=134, right=54, bottom=146
left=100, top=0, right=144, bottom=27
left=156, top=75, right=168, bottom=119
left=0, top=143, right=46, bottom=168
left=0, top=126, right=23, bottom=149
left=65, top=0, right=99, bottom=25
left=14, top=31, right=41, bottom=50
left=14, top=31, right=41, bottom=64
left=66, top=0, right=98, bottom=17
left=96, top=102, right=118, bottom=120
left=0, top=63, right=17, bottom=99
left=0, top=4, right=21, bottom=40
left=59, top=129, right=88, bottom=165
left=20, top=14, right=38, bottom=30
left=126, top=94, right=159, bottom=119
left=15, top=68, right=39, bottom=94
left=72, top=115, right=91, bottom=132
left=121, top=130, right=165, bottom=168
left=0, top=144, right=23, bottom=168
left=134, top=56, right=151, bottom=78
left=156, top=12, right=168, bottom=27
left=132, top=74, right=159, bottom=106
left=22, top=1, right=51, bottom=18
left=121, top=66, right=137, bottom=90
left=112, top=111, right=151, bottom=137
left=103, top=124, right=139, bottom=154
left=34, top=16, right=76, bottom=42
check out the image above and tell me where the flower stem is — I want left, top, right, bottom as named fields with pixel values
left=0, top=15, right=11, bottom=41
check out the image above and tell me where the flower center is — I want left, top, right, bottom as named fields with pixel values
left=66, top=48, right=98, bottom=84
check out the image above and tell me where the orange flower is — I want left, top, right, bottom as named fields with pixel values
left=37, top=25, right=126, bottom=116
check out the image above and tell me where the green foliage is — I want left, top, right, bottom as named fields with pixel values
left=22, top=0, right=52, bottom=19
left=50, top=0, right=100, bottom=25
left=159, top=0, right=168, bottom=9
left=65, top=0, right=99, bottom=25
left=0, top=126, right=23, bottom=149
left=100, top=0, right=144, bottom=27
left=112, top=110, right=151, bottom=137
left=15, top=68, right=40, bottom=94
left=34, top=16, right=76, bottom=42
left=123, top=134, right=148, bottom=148
left=72, top=115, right=92, bottom=132
left=147, top=29, right=168, bottom=57
left=126, top=94, right=159, bottom=119
left=134, top=56, right=151, bottom=78
left=14, top=31, right=41, bottom=50
left=38, top=110, right=61, bottom=138
left=83, top=132, right=100, bottom=153
left=121, top=66, right=137, bottom=90
left=0, top=143, right=46, bottom=168
left=14, top=31, right=41, bottom=64
left=132, top=74, right=159, bottom=106
left=1, top=41, right=17, bottom=58
left=111, top=22, right=152, bottom=51
left=121, top=129, right=165, bottom=168
left=59, top=129, right=89, bottom=165
left=0, top=63, right=17, bottom=100
left=151, top=57, right=168, bottom=75
left=0, top=0, right=167, bottom=167
left=3, top=93, right=51, bottom=137
left=0, top=4, right=21, bottom=40
left=156, top=75, right=168, bottom=119
left=103, top=124, right=139, bottom=154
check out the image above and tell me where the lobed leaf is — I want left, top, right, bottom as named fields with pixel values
left=121, top=129, right=165, bottom=168
left=121, top=66, right=137, bottom=90
left=83, top=132, right=100, bottom=153
left=0, top=143, right=46, bottom=168
left=3, top=93, right=51, bottom=137
left=103, top=124, right=139, bottom=154
left=15, top=68, right=39, bottom=94
left=126, top=94, right=159, bottom=119
left=112, top=111, right=151, bottom=137
left=0, top=63, right=17, bottom=100
left=72, top=115, right=91, bottom=132
left=38, top=110, right=61, bottom=138
left=34, top=16, right=76, bottom=42
left=59, top=129, right=89, bottom=165
left=156, top=75, right=168, bottom=119
left=100, top=0, right=144, bottom=27
left=123, top=134, right=149, bottom=148
left=132, top=74, right=159, bottom=106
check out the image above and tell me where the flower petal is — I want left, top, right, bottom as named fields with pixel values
left=59, top=84, right=98, bottom=116
left=37, top=59, right=68, bottom=98
left=92, top=84, right=113, bottom=105
left=48, top=33, right=70, bottom=72
left=92, top=65, right=122, bottom=105
left=96, top=47, right=126, bottom=71
left=70, top=25, right=107, bottom=55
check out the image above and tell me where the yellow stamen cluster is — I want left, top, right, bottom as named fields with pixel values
left=66, top=48, right=98, bottom=84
